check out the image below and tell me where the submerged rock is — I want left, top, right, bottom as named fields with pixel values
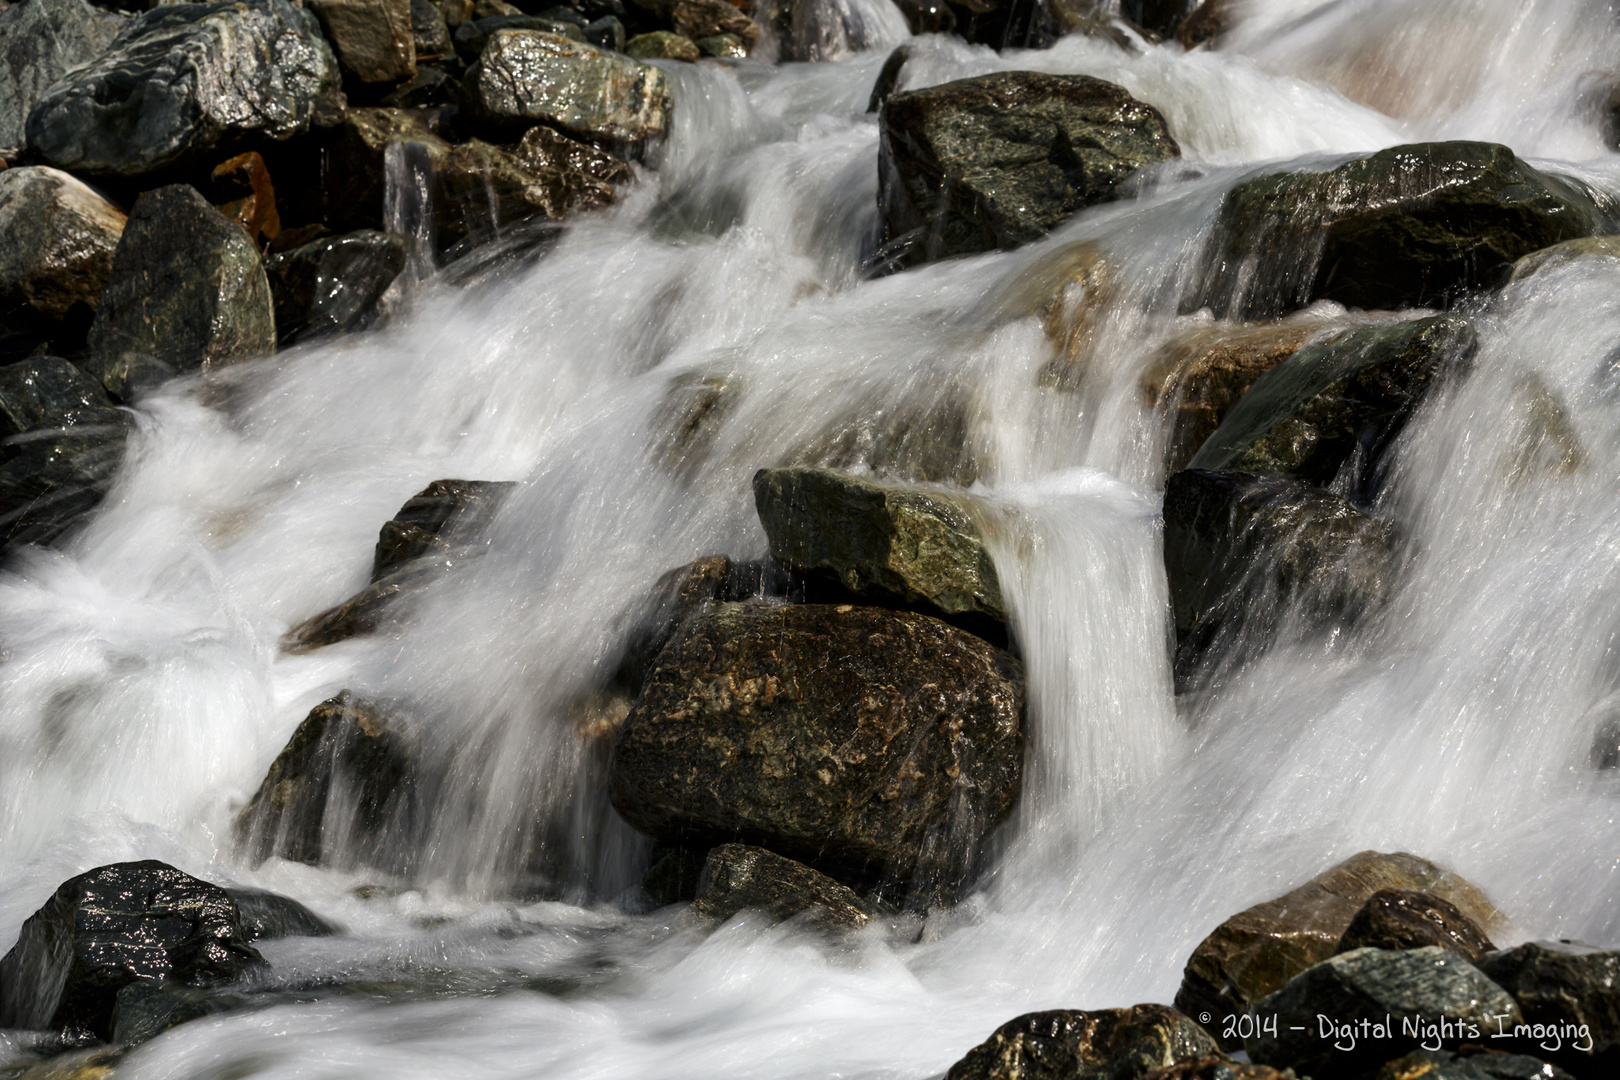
left=86, top=184, right=276, bottom=373
left=1336, top=889, right=1495, bottom=963
left=0, top=861, right=264, bottom=1040
left=308, top=0, right=416, bottom=83
left=266, top=230, right=407, bottom=343
left=0, top=0, right=124, bottom=151
left=26, top=0, right=340, bottom=178
left=1174, top=850, right=1505, bottom=1047
left=877, top=72, right=1177, bottom=268
left=1477, top=941, right=1620, bottom=1058
left=468, top=29, right=670, bottom=143
left=609, top=602, right=1023, bottom=898
left=1507, top=234, right=1620, bottom=283
left=1247, top=946, right=1520, bottom=1077
left=109, top=981, right=246, bottom=1046
left=772, top=0, right=903, bottom=61
left=1193, top=142, right=1607, bottom=319
left=945, top=1004, right=1218, bottom=1080
left=753, top=467, right=1004, bottom=625
left=688, top=844, right=871, bottom=931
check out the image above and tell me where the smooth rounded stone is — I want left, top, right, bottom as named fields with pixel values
left=688, top=844, right=872, bottom=931
left=671, top=0, right=754, bottom=49
left=0, top=0, right=124, bottom=151
left=753, top=467, right=1004, bottom=625
left=0, top=166, right=125, bottom=332
left=308, top=0, right=416, bottom=83
left=224, top=888, right=337, bottom=942
left=0, top=861, right=265, bottom=1040
left=86, top=184, right=275, bottom=373
left=26, top=0, right=340, bottom=178
left=625, top=30, right=699, bottom=60
left=1175, top=851, right=1506, bottom=1049
left=210, top=151, right=281, bottom=245
left=266, top=229, right=408, bottom=343
left=1337, top=889, right=1495, bottom=963
left=1374, top=1048, right=1577, bottom=1080
left=877, top=72, right=1178, bottom=269
left=1186, top=314, right=1478, bottom=493
left=1507, top=234, right=1620, bottom=283
left=1477, top=941, right=1620, bottom=1057
left=1139, top=1057, right=1295, bottom=1080
left=471, top=29, right=670, bottom=143
left=694, top=32, right=744, bottom=57
left=1189, top=142, right=1607, bottom=320
left=235, top=692, right=418, bottom=867
left=1246, top=947, right=1521, bottom=1078
left=945, top=1005, right=1218, bottom=1080
left=410, top=0, right=451, bottom=53
left=609, top=602, right=1024, bottom=898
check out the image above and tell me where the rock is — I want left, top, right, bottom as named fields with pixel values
left=1507, top=235, right=1620, bottom=283
left=1174, top=850, right=1506, bottom=1049
left=210, top=151, right=281, bottom=245
left=1141, top=1058, right=1295, bottom=1080
left=78, top=352, right=176, bottom=405
left=878, top=72, right=1178, bottom=268
left=584, top=14, right=624, bottom=50
left=643, top=841, right=708, bottom=905
left=453, top=12, right=582, bottom=61
left=1246, top=946, right=1520, bottom=1078
left=784, top=381, right=984, bottom=487
left=86, top=184, right=276, bottom=374
left=612, top=554, right=733, bottom=696
left=224, top=887, right=338, bottom=941
left=1374, top=1048, right=1577, bottom=1080
left=26, top=0, right=340, bottom=178
left=1337, top=889, right=1495, bottom=963
left=1186, top=314, right=1477, bottom=493
left=236, top=692, right=417, bottom=866
left=1191, top=142, right=1607, bottom=319
left=694, top=32, right=744, bottom=57
left=380, top=63, right=460, bottom=107
left=774, top=0, right=906, bottom=61
left=752, top=467, right=1004, bottom=625
left=0, top=0, right=123, bottom=152
left=308, top=0, right=416, bottom=83
left=0, top=861, right=264, bottom=1040
left=866, top=42, right=910, bottom=114
left=608, top=602, right=1024, bottom=899
left=109, top=981, right=246, bottom=1046
left=1477, top=941, right=1620, bottom=1058
left=625, top=29, right=698, bottom=60
left=510, top=121, right=632, bottom=193
left=469, top=29, right=670, bottom=143
left=411, top=0, right=451, bottom=54
left=0, top=166, right=125, bottom=360
left=688, top=844, right=872, bottom=931
left=0, top=355, right=123, bottom=440
left=945, top=1005, right=1218, bottom=1080
left=1175, top=0, right=1227, bottom=47
left=671, top=0, right=754, bottom=48
left=266, top=230, right=407, bottom=343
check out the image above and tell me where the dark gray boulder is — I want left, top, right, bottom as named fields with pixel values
left=25, top=0, right=340, bottom=178
left=609, top=602, right=1023, bottom=901
left=467, top=29, right=670, bottom=143
left=87, top=185, right=275, bottom=373
left=0, top=0, right=123, bottom=151
left=223, top=888, right=337, bottom=942
left=945, top=1004, right=1218, bottom=1080
left=688, top=844, right=872, bottom=931
left=266, top=230, right=407, bottom=344
left=1336, top=889, right=1495, bottom=963
left=1477, top=941, right=1620, bottom=1059
left=877, top=72, right=1178, bottom=268
left=0, top=861, right=264, bottom=1041
left=110, top=981, right=247, bottom=1046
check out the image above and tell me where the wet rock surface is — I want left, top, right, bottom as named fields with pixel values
left=266, top=230, right=407, bottom=343
left=945, top=1004, right=1218, bottom=1080
left=609, top=601, right=1023, bottom=898
left=1336, top=889, right=1495, bottom=963
left=670, top=0, right=754, bottom=48
left=0, top=861, right=264, bottom=1040
left=688, top=844, right=871, bottom=931
left=468, top=29, right=670, bottom=144
left=0, top=0, right=124, bottom=152
left=224, top=888, right=338, bottom=942
left=1477, top=941, right=1620, bottom=1057
left=877, top=72, right=1177, bottom=268
left=308, top=0, right=416, bottom=83
left=625, top=28, right=698, bottom=59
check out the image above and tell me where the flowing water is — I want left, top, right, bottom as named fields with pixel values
left=6, top=1, right=1620, bottom=1076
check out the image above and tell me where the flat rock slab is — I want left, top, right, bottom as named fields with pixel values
left=470, top=29, right=670, bottom=143
left=946, top=1004, right=1217, bottom=1080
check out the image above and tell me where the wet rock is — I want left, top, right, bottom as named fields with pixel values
left=0, top=0, right=123, bottom=152
left=1246, top=946, right=1520, bottom=1078
left=1186, top=314, right=1477, bottom=494
left=694, top=32, right=744, bottom=57
left=1336, top=889, right=1495, bottom=963
left=584, top=14, right=624, bottom=49
left=86, top=184, right=276, bottom=374
left=771, top=0, right=906, bottom=61
left=266, top=230, right=407, bottom=343
left=612, top=554, right=733, bottom=696
left=210, top=151, right=281, bottom=245
left=1477, top=941, right=1620, bottom=1057
left=469, top=29, right=670, bottom=143
left=503, top=121, right=630, bottom=207
left=878, top=72, right=1178, bottom=269
left=946, top=1004, right=1218, bottom=1080
left=236, top=692, right=417, bottom=866
left=787, top=384, right=984, bottom=487
left=1174, top=850, right=1506, bottom=1049
left=609, top=602, right=1023, bottom=899
left=688, top=844, right=872, bottom=931
left=866, top=43, right=911, bottom=114
left=625, top=29, right=698, bottom=60
left=78, top=352, right=176, bottom=405
left=308, top=0, right=416, bottom=83
left=411, top=0, right=452, bottom=54
left=1141, top=1057, right=1295, bottom=1080
left=753, top=467, right=1003, bottom=625
left=453, top=12, right=582, bottom=61
left=642, top=841, right=708, bottom=905
left=380, top=63, right=461, bottom=107
left=671, top=0, right=754, bottom=49
left=1175, top=0, right=1227, bottom=47
left=0, top=861, right=264, bottom=1040
left=1191, top=142, right=1607, bottom=319
left=26, top=0, right=340, bottom=178
left=224, top=888, right=338, bottom=941
left=1374, top=1048, right=1577, bottom=1080
left=109, top=981, right=246, bottom=1046
left=1507, top=235, right=1620, bottom=283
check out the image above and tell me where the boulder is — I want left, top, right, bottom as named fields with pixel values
left=26, top=0, right=340, bottom=178
left=86, top=184, right=276, bottom=373
left=625, top=30, right=698, bottom=60
left=1186, top=314, right=1477, bottom=494
left=468, top=29, right=670, bottom=143
left=784, top=383, right=984, bottom=487
left=877, top=72, right=1178, bottom=268
left=612, top=554, right=733, bottom=696
left=671, top=0, right=754, bottom=48
left=1174, top=851, right=1506, bottom=1049
left=945, top=1005, right=1218, bottom=1080
left=0, top=861, right=264, bottom=1041
left=1246, top=947, right=1520, bottom=1078
left=0, top=166, right=125, bottom=359
left=110, top=981, right=246, bottom=1046
left=236, top=692, right=417, bottom=866
left=266, top=229, right=408, bottom=343
left=688, top=844, right=872, bottom=931
left=210, top=151, right=281, bottom=245
left=609, top=602, right=1023, bottom=899
left=0, top=0, right=123, bottom=151
left=308, top=0, right=416, bottom=83
left=752, top=467, right=1004, bottom=625
left=1190, top=142, right=1607, bottom=319
left=1336, top=889, right=1495, bottom=963
left=223, top=888, right=337, bottom=941
left=1477, top=941, right=1620, bottom=1058
left=1374, top=1049, right=1576, bottom=1080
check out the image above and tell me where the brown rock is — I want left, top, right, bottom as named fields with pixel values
left=1335, top=889, right=1495, bottom=962
left=945, top=1005, right=1218, bottom=1080
left=211, top=151, right=281, bottom=244
left=308, top=0, right=417, bottom=83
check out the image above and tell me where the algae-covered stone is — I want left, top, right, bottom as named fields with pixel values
left=946, top=1004, right=1218, bottom=1080
left=625, top=29, right=699, bottom=60
left=1477, top=941, right=1620, bottom=1057
left=753, top=467, right=1003, bottom=623
left=1336, top=889, right=1495, bottom=963
left=470, top=29, right=670, bottom=143
left=689, top=844, right=871, bottom=931
left=878, top=72, right=1178, bottom=268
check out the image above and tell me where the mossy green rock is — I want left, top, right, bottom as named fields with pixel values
left=689, top=844, right=871, bottom=931
left=945, top=1004, right=1217, bottom=1080
left=877, top=71, right=1178, bottom=268
left=753, top=467, right=1003, bottom=623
